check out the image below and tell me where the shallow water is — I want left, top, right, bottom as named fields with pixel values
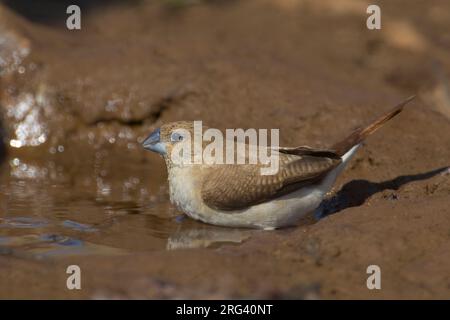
left=0, top=153, right=251, bottom=259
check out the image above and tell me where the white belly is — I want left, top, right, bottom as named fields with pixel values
left=168, top=165, right=333, bottom=229
left=167, top=145, right=359, bottom=229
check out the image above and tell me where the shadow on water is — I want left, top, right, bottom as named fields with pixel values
left=317, top=166, right=449, bottom=218
left=1, top=0, right=141, bottom=24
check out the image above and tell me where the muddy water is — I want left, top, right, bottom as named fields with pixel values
left=0, top=0, right=262, bottom=261
left=0, top=153, right=252, bottom=258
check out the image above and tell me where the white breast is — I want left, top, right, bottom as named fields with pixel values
left=167, top=145, right=360, bottom=229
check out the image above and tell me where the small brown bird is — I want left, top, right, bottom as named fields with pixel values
left=143, top=96, right=415, bottom=229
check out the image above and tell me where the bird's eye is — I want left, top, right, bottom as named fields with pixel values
left=170, top=132, right=184, bottom=142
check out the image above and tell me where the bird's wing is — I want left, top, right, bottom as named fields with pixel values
left=201, top=151, right=341, bottom=211
left=201, top=96, right=416, bottom=211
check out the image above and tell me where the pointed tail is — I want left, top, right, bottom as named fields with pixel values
left=331, top=95, right=416, bottom=156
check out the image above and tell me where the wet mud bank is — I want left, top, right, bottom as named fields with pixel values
left=0, top=0, right=450, bottom=299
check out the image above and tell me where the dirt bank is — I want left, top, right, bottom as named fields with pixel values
left=0, top=0, right=449, bottom=299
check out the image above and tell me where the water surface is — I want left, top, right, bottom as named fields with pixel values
left=0, top=153, right=251, bottom=259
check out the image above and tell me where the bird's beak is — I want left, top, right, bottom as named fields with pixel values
left=142, top=128, right=166, bottom=155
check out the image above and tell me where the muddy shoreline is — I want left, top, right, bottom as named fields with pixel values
left=1, top=0, right=450, bottom=299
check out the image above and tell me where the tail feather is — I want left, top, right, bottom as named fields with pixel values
left=331, top=96, right=415, bottom=156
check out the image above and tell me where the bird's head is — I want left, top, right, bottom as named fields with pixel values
left=142, top=121, right=201, bottom=165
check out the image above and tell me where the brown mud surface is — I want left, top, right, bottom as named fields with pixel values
left=0, top=0, right=449, bottom=299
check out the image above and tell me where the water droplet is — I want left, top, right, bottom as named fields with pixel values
left=9, top=139, right=22, bottom=148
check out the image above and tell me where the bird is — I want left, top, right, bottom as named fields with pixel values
left=142, top=96, right=415, bottom=229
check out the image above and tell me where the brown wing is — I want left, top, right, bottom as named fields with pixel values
left=201, top=96, right=415, bottom=211
left=201, top=149, right=341, bottom=211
